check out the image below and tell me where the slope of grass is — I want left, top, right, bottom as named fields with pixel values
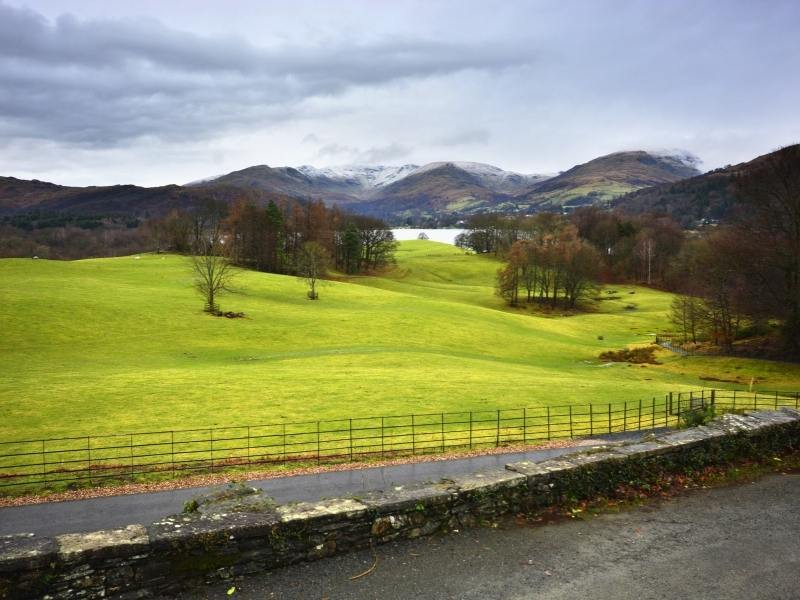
left=1, top=240, right=799, bottom=442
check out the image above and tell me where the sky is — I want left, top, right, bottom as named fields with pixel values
left=0, top=0, right=798, bottom=187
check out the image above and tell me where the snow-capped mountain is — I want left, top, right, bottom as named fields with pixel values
left=188, top=161, right=548, bottom=200
left=295, top=164, right=420, bottom=189
left=185, top=150, right=701, bottom=220
left=405, top=161, right=550, bottom=194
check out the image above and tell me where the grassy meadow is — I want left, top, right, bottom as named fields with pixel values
left=1, top=240, right=799, bottom=442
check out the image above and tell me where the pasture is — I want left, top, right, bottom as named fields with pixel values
left=1, top=240, right=799, bottom=443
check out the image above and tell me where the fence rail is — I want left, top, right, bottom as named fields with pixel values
left=1, top=389, right=798, bottom=495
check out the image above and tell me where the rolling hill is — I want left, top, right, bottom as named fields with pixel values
left=3, top=239, right=797, bottom=443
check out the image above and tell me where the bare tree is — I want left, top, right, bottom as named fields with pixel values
left=669, top=294, right=706, bottom=344
left=191, top=222, right=235, bottom=314
left=296, top=241, right=330, bottom=300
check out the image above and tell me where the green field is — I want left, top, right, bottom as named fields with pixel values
left=1, top=240, right=799, bottom=442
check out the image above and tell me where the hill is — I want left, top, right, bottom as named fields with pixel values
left=0, top=176, right=189, bottom=218
left=518, top=151, right=702, bottom=210
left=612, top=144, right=800, bottom=227
left=0, top=176, right=298, bottom=222
left=2, top=240, right=798, bottom=442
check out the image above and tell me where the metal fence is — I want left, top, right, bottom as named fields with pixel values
left=1, top=389, right=798, bottom=495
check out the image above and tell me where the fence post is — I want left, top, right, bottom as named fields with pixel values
left=441, top=413, right=445, bottom=452
left=130, top=434, right=134, bottom=481
left=171, top=431, right=175, bottom=477
left=568, top=405, right=573, bottom=439
left=41, top=440, right=46, bottom=484
left=753, top=392, right=757, bottom=410
left=381, top=416, right=385, bottom=458
left=711, top=389, right=716, bottom=408
left=246, top=426, right=251, bottom=470
left=669, top=392, right=673, bottom=414
left=349, top=418, right=353, bottom=461
left=775, top=391, right=779, bottom=409
left=86, top=436, right=92, bottom=485
left=316, top=421, right=321, bottom=465
left=638, top=399, right=642, bottom=431
left=608, top=403, right=612, bottom=433
left=589, top=404, right=594, bottom=436
left=733, top=390, right=737, bottom=411
left=546, top=406, right=551, bottom=440
left=651, top=397, right=656, bottom=428
left=622, top=401, right=627, bottom=432
left=523, top=407, right=528, bottom=444
left=412, top=414, right=416, bottom=455
left=282, top=423, right=286, bottom=465
left=209, top=429, right=214, bottom=473
left=496, top=410, right=501, bottom=447
left=796, top=392, right=799, bottom=409
left=469, top=412, right=473, bottom=448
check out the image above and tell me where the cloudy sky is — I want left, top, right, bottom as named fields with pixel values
left=1, top=0, right=798, bottom=187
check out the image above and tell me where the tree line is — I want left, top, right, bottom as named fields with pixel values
left=147, top=195, right=398, bottom=312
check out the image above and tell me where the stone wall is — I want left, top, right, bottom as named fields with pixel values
left=2, top=409, right=798, bottom=599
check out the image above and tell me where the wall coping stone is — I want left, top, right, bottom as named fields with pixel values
left=56, top=525, right=148, bottom=562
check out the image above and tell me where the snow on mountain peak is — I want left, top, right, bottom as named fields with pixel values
left=296, top=164, right=420, bottom=189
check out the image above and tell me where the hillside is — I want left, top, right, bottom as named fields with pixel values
left=612, top=144, right=800, bottom=226
left=518, top=151, right=702, bottom=210
left=0, top=176, right=297, bottom=222
left=190, top=165, right=365, bottom=205
left=0, top=177, right=189, bottom=217
left=2, top=240, right=798, bottom=441
left=352, top=163, right=513, bottom=220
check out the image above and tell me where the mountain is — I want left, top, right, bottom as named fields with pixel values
left=517, top=150, right=702, bottom=210
left=0, top=176, right=189, bottom=218
left=612, top=144, right=800, bottom=227
left=187, top=165, right=365, bottom=205
left=189, top=162, right=546, bottom=209
left=295, top=164, right=420, bottom=191
left=0, top=176, right=291, bottom=220
left=1, top=150, right=706, bottom=225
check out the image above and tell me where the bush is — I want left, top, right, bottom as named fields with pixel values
left=679, top=405, right=716, bottom=428
left=599, top=346, right=660, bottom=364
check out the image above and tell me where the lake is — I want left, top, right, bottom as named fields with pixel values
left=391, top=228, right=466, bottom=246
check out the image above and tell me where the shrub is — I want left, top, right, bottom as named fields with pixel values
left=679, top=405, right=716, bottom=428
left=599, top=346, right=660, bottom=364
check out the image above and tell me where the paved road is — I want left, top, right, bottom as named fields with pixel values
left=171, top=473, right=800, bottom=600
left=0, top=432, right=657, bottom=538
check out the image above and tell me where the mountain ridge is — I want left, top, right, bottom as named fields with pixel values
left=1, top=150, right=704, bottom=223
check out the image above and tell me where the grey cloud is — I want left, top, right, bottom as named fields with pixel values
left=359, top=143, right=411, bottom=164
left=0, top=2, right=530, bottom=147
left=316, top=142, right=410, bottom=164
left=437, top=129, right=490, bottom=146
